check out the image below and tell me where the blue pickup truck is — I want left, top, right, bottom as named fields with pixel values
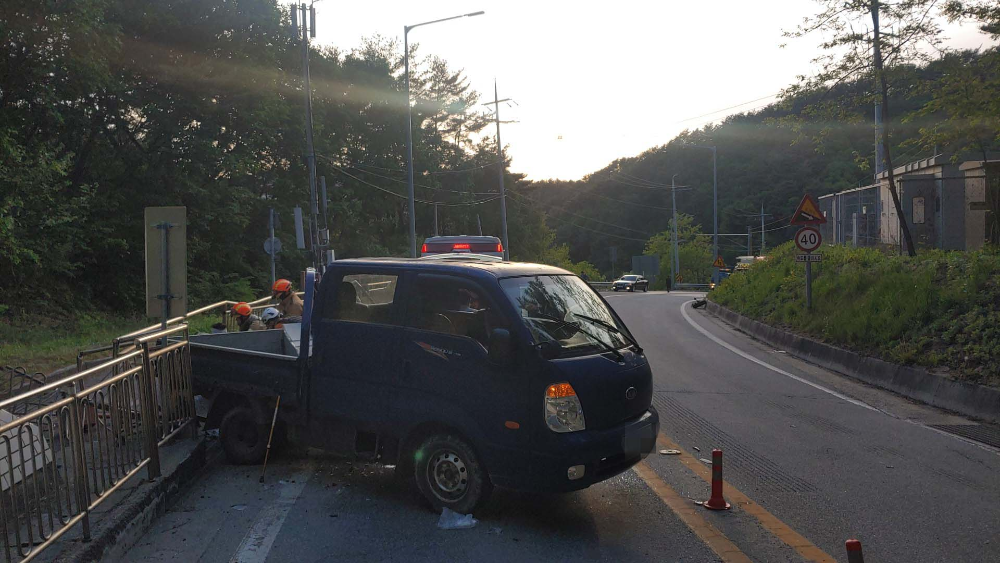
left=189, top=258, right=658, bottom=513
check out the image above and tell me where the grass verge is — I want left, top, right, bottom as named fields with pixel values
left=710, top=242, right=1000, bottom=387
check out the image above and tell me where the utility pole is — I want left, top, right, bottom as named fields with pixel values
left=293, top=3, right=320, bottom=270
left=747, top=225, right=752, bottom=255
left=744, top=204, right=772, bottom=255
left=761, top=203, right=766, bottom=253
left=434, top=203, right=439, bottom=236
left=486, top=82, right=512, bottom=260
left=671, top=174, right=679, bottom=288
left=476, top=214, right=483, bottom=236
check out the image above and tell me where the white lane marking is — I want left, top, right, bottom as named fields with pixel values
left=230, top=464, right=314, bottom=563
left=680, top=301, right=880, bottom=413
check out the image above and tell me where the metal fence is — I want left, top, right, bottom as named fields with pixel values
left=0, top=325, right=195, bottom=563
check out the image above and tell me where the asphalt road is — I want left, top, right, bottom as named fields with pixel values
left=127, top=291, right=1000, bottom=563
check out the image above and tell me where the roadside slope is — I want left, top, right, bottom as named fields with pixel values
left=710, top=242, right=1000, bottom=388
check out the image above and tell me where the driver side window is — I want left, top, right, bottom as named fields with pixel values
left=406, top=275, right=503, bottom=348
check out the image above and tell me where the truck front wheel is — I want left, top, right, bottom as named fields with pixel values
left=414, top=434, right=491, bottom=514
left=220, top=407, right=268, bottom=464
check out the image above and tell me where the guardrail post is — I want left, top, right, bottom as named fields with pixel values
left=69, top=383, right=92, bottom=541
left=139, top=341, right=161, bottom=480
left=183, top=329, right=199, bottom=440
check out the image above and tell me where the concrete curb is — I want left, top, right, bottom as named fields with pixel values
left=705, top=301, right=1000, bottom=423
left=57, top=437, right=210, bottom=562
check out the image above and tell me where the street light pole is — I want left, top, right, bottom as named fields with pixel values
left=682, top=143, right=718, bottom=282
left=404, top=11, right=485, bottom=258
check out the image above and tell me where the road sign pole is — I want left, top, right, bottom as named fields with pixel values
left=269, top=208, right=276, bottom=288
left=805, top=260, right=812, bottom=309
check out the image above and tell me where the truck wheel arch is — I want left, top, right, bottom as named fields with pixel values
left=396, top=422, right=487, bottom=482
left=205, top=390, right=268, bottom=430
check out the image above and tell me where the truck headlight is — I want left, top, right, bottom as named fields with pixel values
left=544, top=382, right=586, bottom=433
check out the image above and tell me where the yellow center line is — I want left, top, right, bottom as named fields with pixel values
left=633, top=462, right=753, bottom=563
left=653, top=433, right=837, bottom=563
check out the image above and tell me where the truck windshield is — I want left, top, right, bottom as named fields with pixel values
left=500, top=275, right=632, bottom=356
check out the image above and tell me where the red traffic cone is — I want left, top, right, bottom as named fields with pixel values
left=703, top=449, right=731, bottom=510
left=846, top=539, right=865, bottom=563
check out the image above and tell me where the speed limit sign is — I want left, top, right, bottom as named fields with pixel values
left=795, top=226, right=822, bottom=252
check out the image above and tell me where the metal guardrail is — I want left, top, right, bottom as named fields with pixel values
left=674, top=283, right=711, bottom=290
left=588, top=282, right=613, bottom=292
left=1, top=325, right=196, bottom=563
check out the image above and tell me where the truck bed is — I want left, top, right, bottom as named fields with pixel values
left=189, top=329, right=303, bottom=403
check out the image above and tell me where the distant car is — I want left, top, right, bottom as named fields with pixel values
left=612, top=274, right=648, bottom=292
left=421, top=235, right=504, bottom=259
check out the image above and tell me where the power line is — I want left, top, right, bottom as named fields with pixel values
left=330, top=165, right=500, bottom=207
left=351, top=159, right=503, bottom=175
left=512, top=191, right=653, bottom=236
left=583, top=192, right=672, bottom=211
left=343, top=162, right=495, bottom=196
left=507, top=193, right=649, bottom=243
left=318, top=155, right=494, bottom=195
left=608, top=175, right=692, bottom=190
left=676, top=93, right=780, bottom=123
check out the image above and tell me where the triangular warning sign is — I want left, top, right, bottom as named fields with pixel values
left=713, top=255, right=725, bottom=268
left=790, top=194, right=827, bottom=225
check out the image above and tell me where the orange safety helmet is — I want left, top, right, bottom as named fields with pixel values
left=272, top=279, right=293, bottom=295
left=232, top=302, right=253, bottom=317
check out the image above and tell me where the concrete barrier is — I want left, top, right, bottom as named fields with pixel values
left=705, top=301, right=1000, bottom=423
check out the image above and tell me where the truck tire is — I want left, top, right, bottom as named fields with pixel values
left=414, top=434, right=491, bottom=514
left=220, top=407, right=268, bottom=465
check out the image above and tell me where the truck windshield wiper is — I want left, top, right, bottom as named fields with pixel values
left=526, top=311, right=624, bottom=363
left=570, top=313, right=643, bottom=354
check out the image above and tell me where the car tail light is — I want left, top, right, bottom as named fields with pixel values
left=421, top=244, right=427, bottom=253
left=544, top=382, right=586, bottom=433
left=453, top=243, right=470, bottom=250
left=497, top=243, right=503, bottom=252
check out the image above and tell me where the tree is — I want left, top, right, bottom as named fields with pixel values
left=784, top=0, right=947, bottom=256
left=644, top=214, right=713, bottom=288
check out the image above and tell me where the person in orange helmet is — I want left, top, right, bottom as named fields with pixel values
left=232, top=302, right=266, bottom=332
left=272, top=278, right=304, bottom=317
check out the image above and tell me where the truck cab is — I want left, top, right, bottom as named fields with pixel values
left=193, top=258, right=659, bottom=513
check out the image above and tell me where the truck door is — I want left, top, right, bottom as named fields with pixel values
left=394, top=274, right=529, bottom=454
left=311, top=270, right=403, bottom=440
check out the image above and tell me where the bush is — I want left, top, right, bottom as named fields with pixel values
left=710, top=242, right=1000, bottom=386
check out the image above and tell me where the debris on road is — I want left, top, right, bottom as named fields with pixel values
left=659, top=449, right=681, bottom=455
left=699, top=458, right=712, bottom=464
left=692, top=446, right=701, bottom=452
left=692, top=299, right=707, bottom=309
left=231, top=504, right=247, bottom=511
left=437, top=508, right=478, bottom=530
left=489, top=526, right=503, bottom=536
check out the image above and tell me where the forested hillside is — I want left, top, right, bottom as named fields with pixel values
left=0, top=0, right=593, bottom=318
left=519, top=48, right=1000, bottom=278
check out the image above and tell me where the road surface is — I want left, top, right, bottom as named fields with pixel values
left=127, top=291, right=1000, bottom=562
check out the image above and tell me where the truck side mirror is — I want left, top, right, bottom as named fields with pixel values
left=488, top=328, right=512, bottom=364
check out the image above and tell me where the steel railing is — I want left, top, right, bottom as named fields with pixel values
left=1, top=325, right=196, bottom=563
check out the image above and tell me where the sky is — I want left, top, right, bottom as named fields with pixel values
left=303, top=0, right=994, bottom=181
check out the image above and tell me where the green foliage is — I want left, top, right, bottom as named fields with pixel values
left=0, top=0, right=559, bottom=320
left=643, top=213, right=713, bottom=288
left=711, top=243, right=1000, bottom=386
